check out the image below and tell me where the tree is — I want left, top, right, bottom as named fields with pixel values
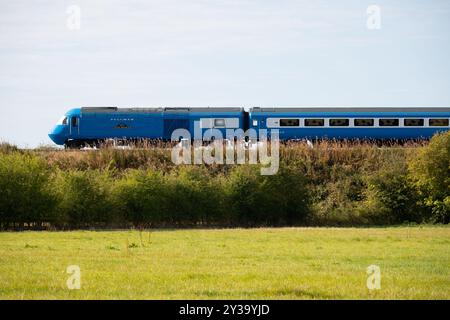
left=408, top=132, right=450, bottom=223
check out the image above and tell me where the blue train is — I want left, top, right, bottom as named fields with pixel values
left=49, top=107, right=450, bottom=147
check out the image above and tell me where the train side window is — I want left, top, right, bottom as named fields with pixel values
left=57, top=116, right=68, bottom=125
left=214, top=119, right=225, bottom=127
left=379, top=119, right=399, bottom=126
left=71, top=117, right=78, bottom=127
left=429, top=119, right=449, bottom=126
left=329, top=119, right=349, bottom=127
left=305, top=119, right=324, bottom=127
left=354, top=119, right=374, bottom=126
left=280, top=119, right=300, bottom=127
left=404, top=119, right=424, bottom=126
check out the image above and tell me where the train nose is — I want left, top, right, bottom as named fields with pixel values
left=48, top=133, right=65, bottom=145
left=49, top=126, right=67, bottom=145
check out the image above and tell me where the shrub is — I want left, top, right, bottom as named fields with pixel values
left=310, top=177, right=368, bottom=226
left=167, top=166, right=226, bottom=225
left=0, top=152, right=56, bottom=228
left=1, top=138, right=448, bottom=229
left=363, top=160, right=423, bottom=224
left=54, top=169, right=115, bottom=227
left=225, top=165, right=311, bottom=226
left=408, top=132, right=450, bottom=223
left=114, top=166, right=227, bottom=226
left=113, top=169, right=170, bottom=226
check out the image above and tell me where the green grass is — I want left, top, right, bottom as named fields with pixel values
left=0, top=227, right=449, bottom=299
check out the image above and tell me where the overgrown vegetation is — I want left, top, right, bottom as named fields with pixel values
left=408, top=133, right=450, bottom=223
left=0, top=133, right=448, bottom=229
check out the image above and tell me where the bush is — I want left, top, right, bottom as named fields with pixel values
left=363, top=160, right=423, bottom=224
left=166, top=166, right=226, bottom=225
left=113, top=169, right=170, bottom=226
left=408, top=132, right=450, bottom=223
left=54, top=169, right=115, bottom=227
left=0, top=152, right=56, bottom=228
left=114, top=166, right=227, bottom=227
left=310, top=177, right=368, bottom=226
left=225, top=165, right=311, bottom=226
left=0, top=138, right=448, bottom=229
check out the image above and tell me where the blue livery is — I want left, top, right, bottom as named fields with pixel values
left=49, top=107, right=244, bottom=147
left=248, top=107, right=450, bottom=140
left=49, top=107, right=450, bottom=147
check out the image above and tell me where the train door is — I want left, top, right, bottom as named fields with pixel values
left=163, top=118, right=190, bottom=140
left=70, top=116, right=80, bottom=136
left=163, top=109, right=190, bottom=140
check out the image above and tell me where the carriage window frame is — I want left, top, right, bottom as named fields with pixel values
left=404, top=119, right=424, bottom=127
left=329, top=119, right=349, bottom=127
left=379, top=119, right=399, bottom=127
left=214, top=119, right=225, bottom=127
left=280, top=119, right=300, bottom=127
left=354, top=119, right=374, bottom=127
left=304, top=119, right=324, bottom=127
left=429, top=119, right=449, bottom=127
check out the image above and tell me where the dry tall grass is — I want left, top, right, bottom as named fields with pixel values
left=2, top=138, right=445, bottom=229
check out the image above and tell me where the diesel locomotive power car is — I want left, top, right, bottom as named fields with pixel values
left=48, top=107, right=450, bottom=147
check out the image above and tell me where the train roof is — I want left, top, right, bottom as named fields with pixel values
left=250, top=107, right=450, bottom=113
left=80, top=107, right=243, bottom=114
left=79, top=106, right=450, bottom=115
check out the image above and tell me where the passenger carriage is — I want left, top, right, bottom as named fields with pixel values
left=49, top=107, right=450, bottom=147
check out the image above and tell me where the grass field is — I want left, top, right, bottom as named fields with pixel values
left=0, top=226, right=449, bottom=299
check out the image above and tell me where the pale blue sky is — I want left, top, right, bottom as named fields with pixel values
left=1, top=0, right=450, bottom=147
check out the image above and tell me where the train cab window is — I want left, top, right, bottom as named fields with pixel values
left=379, top=119, right=399, bottom=126
left=429, top=119, right=449, bottom=126
left=404, top=119, right=424, bottom=127
left=214, top=119, right=225, bottom=127
left=57, top=116, right=68, bottom=125
left=280, top=119, right=300, bottom=127
left=71, top=117, right=78, bottom=127
left=354, top=119, right=374, bottom=127
left=305, top=119, right=324, bottom=127
left=329, top=119, right=349, bottom=127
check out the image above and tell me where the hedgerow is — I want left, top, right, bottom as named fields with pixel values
left=0, top=134, right=448, bottom=229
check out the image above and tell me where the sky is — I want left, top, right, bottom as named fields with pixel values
left=1, top=0, right=450, bottom=147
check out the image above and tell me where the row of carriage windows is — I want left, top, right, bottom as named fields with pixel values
left=279, top=118, right=449, bottom=127
left=61, top=116, right=448, bottom=128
